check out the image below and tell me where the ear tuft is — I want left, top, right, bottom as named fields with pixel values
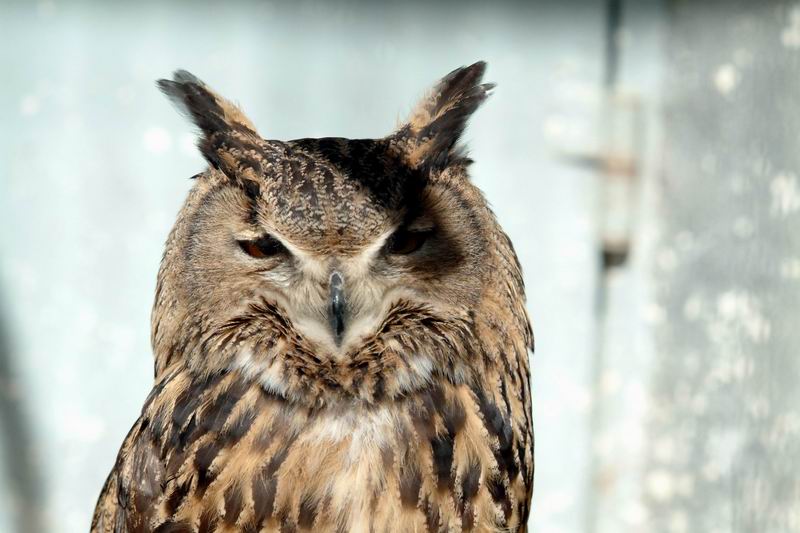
left=156, top=71, right=266, bottom=181
left=393, top=61, right=494, bottom=174
left=157, top=70, right=258, bottom=136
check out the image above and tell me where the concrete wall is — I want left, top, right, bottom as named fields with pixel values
left=644, top=2, right=800, bottom=531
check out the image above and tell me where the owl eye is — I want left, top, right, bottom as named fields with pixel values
left=385, top=228, right=432, bottom=255
left=238, top=234, right=287, bottom=259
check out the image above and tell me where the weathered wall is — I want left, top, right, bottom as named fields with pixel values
left=645, top=2, right=800, bottom=531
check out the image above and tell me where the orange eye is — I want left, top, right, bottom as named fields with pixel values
left=238, top=234, right=286, bottom=259
left=386, top=228, right=432, bottom=255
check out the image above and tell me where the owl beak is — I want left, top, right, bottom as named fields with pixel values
left=328, top=271, right=347, bottom=346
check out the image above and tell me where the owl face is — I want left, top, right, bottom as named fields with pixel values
left=179, top=139, right=487, bottom=356
left=155, top=63, right=495, bottom=367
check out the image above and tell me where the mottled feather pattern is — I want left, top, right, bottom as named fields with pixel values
left=93, top=62, right=533, bottom=532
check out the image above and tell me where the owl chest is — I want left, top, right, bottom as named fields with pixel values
left=138, top=370, right=527, bottom=531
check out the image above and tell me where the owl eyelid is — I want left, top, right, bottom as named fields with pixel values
left=384, top=226, right=435, bottom=255
left=401, top=211, right=435, bottom=232
left=405, top=223, right=435, bottom=233
left=237, top=233, right=288, bottom=259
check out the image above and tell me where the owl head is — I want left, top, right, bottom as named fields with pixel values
left=152, top=63, right=514, bottom=399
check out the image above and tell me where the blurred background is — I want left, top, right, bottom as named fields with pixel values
left=1, top=0, right=799, bottom=531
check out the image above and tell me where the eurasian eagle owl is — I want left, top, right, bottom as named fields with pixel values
left=92, top=61, right=533, bottom=533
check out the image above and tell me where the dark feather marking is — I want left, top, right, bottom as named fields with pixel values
left=380, top=443, right=395, bottom=471
left=486, top=473, right=511, bottom=520
left=443, top=397, right=466, bottom=435
left=241, top=175, right=262, bottom=198
left=410, top=393, right=436, bottom=442
left=498, top=419, right=518, bottom=480
left=498, top=378, right=512, bottom=418
left=298, top=493, right=318, bottom=529
left=194, top=439, right=222, bottom=493
left=164, top=478, right=192, bottom=516
left=175, top=414, right=196, bottom=450
left=172, top=379, right=211, bottom=431
left=149, top=408, right=167, bottom=445
left=279, top=512, right=297, bottom=533
left=252, top=469, right=278, bottom=526
left=432, top=433, right=454, bottom=490
left=399, top=464, right=422, bottom=507
left=472, top=386, right=517, bottom=477
left=225, top=407, right=257, bottom=442
left=242, top=179, right=262, bottom=226
left=424, top=497, right=441, bottom=533
left=153, top=521, right=193, bottom=533
left=192, top=378, right=247, bottom=442
left=461, top=462, right=481, bottom=503
left=462, top=501, right=475, bottom=531
left=372, top=374, right=385, bottom=401
left=223, top=482, right=244, bottom=525
left=472, top=387, right=503, bottom=438
left=265, top=443, right=291, bottom=478
left=143, top=375, right=169, bottom=409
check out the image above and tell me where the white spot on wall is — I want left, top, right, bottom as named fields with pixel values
left=683, top=293, right=703, bottom=321
left=770, top=172, right=800, bottom=215
left=646, top=469, right=675, bottom=502
left=704, top=429, right=743, bottom=481
left=715, top=290, right=771, bottom=343
left=782, top=6, right=800, bottom=49
left=621, top=501, right=648, bottom=526
left=780, top=257, right=800, bottom=279
left=676, top=473, right=695, bottom=497
left=600, top=370, right=622, bottom=396
left=657, top=247, right=678, bottom=272
left=747, top=395, right=771, bottom=419
left=142, top=126, right=172, bottom=153
left=643, top=303, right=666, bottom=325
left=669, top=511, right=689, bottom=533
left=653, top=437, right=676, bottom=464
left=542, top=115, right=567, bottom=141
left=20, top=95, right=40, bottom=116
left=713, top=64, right=739, bottom=95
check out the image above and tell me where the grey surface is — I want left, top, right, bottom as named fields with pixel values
left=645, top=2, right=800, bottom=532
left=586, top=2, right=667, bottom=532
left=0, top=1, right=605, bottom=531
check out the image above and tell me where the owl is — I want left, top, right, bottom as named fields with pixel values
left=91, top=61, right=533, bottom=533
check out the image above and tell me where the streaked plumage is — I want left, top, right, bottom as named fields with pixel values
left=92, top=61, right=533, bottom=533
